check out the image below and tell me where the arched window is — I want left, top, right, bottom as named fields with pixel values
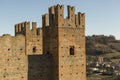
left=33, top=47, right=36, bottom=53
left=70, top=46, right=74, bottom=55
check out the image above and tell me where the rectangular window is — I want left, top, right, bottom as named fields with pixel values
left=33, top=47, right=36, bottom=53
left=70, top=46, right=74, bottom=55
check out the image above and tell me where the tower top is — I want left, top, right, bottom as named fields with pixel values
left=42, top=4, right=85, bottom=28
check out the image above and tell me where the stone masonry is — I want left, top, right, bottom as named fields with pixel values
left=0, top=4, right=86, bottom=80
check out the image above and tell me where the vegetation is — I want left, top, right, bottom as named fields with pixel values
left=86, top=35, right=120, bottom=55
left=86, top=35, right=120, bottom=80
left=102, top=52, right=120, bottom=59
left=87, top=75, right=120, bottom=80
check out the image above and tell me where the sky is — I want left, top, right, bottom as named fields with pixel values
left=0, top=0, right=120, bottom=39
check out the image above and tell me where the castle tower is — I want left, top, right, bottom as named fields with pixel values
left=0, top=4, right=86, bottom=80
left=43, top=4, right=86, bottom=80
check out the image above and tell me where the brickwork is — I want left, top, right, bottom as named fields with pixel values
left=0, top=34, right=27, bottom=80
left=0, top=4, right=86, bottom=80
left=43, top=4, right=86, bottom=80
left=28, top=54, right=52, bottom=80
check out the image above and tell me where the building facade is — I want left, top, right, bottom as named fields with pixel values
left=0, top=4, right=86, bottom=80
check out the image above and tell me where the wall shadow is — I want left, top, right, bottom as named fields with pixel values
left=28, top=54, right=53, bottom=80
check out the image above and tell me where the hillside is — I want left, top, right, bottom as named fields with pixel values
left=86, top=35, right=120, bottom=55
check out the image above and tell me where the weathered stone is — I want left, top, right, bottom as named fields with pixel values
left=0, top=4, right=86, bottom=80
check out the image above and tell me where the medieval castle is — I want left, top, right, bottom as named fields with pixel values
left=0, top=4, right=86, bottom=80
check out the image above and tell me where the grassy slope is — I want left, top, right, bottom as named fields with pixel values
left=102, top=52, right=120, bottom=58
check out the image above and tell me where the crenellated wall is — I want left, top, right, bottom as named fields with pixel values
left=42, top=4, right=86, bottom=80
left=0, top=4, right=86, bottom=80
left=15, top=21, right=43, bottom=55
left=24, top=22, right=43, bottom=55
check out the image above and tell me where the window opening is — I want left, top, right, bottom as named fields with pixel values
left=33, top=47, right=36, bottom=53
left=70, top=46, right=74, bottom=55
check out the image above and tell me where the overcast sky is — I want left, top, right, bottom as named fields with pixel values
left=0, top=0, right=120, bottom=39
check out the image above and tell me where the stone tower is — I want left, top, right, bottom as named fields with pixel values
left=43, top=4, right=86, bottom=80
left=0, top=4, right=86, bottom=80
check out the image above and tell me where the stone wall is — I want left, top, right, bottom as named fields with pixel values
left=0, top=34, right=27, bottom=80
left=42, top=4, right=86, bottom=80
left=58, top=27, right=86, bottom=80
left=28, top=54, right=52, bottom=80
left=0, top=4, right=86, bottom=80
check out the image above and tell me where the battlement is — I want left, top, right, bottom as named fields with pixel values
left=0, top=4, right=86, bottom=80
left=42, top=4, right=85, bottom=28
left=15, top=21, right=29, bottom=36
left=67, top=5, right=75, bottom=22
left=42, top=14, right=49, bottom=27
left=15, top=22, right=42, bottom=36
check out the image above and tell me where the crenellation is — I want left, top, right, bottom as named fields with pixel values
left=67, top=5, right=75, bottom=23
left=56, top=4, right=64, bottom=9
left=24, top=22, right=30, bottom=32
left=49, top=6, right=55, bottom=26
left=31, top=22, right=37, bottom=36
left=37, top=28, right=42, bottom=36
left=15, top=22, right=43, bottom=37
left=75, top=14, right=78, bottom=26
left=15, top=24, right=19, bottom=35
left=0, top=4, right=86, bottom=80
left=42, top=14, right=49, bottom=27
left=18, top=23, right=22, bottom=32
left=15, top=22, right=29, bottom=36
left=78, top=12, right=85, bottom=27
left=21, top=22, right=24, bottom=30
left=55, top=4, right=64, bottom=27
left=49, top=6, right=55, bottom=14
left=21, top=22, right=25, bottom=35
left=81, top=13, right=85, bottom=28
